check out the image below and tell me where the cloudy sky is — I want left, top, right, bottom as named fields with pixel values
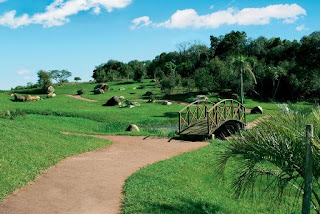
left=0, top=0, right=318, bottom=89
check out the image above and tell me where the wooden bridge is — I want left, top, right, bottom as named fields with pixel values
left=178, top=99, right=246, bottom=139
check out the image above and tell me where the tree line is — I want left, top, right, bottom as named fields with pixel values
left=92, top=31, right=320, bottom=102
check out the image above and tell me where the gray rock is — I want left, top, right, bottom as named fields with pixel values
left=119, top=96, right=125, bottom=100
left=13, top=93, right=26, bottom=102
left=126, top=124, right=140, bottom=132
left=119, top=87, right=125, bottom=91
left=196, top=95, right=209, bottom=101
left=104, top=96, right=121, bottom=106
left=251, top=106, right=263, bottom=114
left=163, top=101, right=172, bottom=105
left=47, top=86, right=55, bottom=94
left=94, top=88, right=104, bottom=94
left=77, top=89, right=85, bottom=95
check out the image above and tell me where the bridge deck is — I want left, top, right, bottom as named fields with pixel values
left=179, top=120, right=211, bottom=137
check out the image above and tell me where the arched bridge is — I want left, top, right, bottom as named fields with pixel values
left=178, top=99, right=246, bottom=139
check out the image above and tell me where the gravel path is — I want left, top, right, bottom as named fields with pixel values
left=0, top=135, right=208, bottom=214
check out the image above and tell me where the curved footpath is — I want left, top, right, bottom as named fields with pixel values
left=0, top=135, right=208, bottom=214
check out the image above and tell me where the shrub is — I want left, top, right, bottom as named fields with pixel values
left=1, top=109, right=26, bottom=120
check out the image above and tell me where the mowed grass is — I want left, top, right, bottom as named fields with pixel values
left=122, top=142, right=302, bottom=214
left=0, top=115, right=111, bottom=201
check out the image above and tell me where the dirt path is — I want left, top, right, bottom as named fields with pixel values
left=0, top=135, right=208, bottom=214
left=246, top=115, right=270, bottom=129
left=66, top=94, right=99, bottom=102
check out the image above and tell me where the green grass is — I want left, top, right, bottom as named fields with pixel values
left=122, top=142, right=302, bottom=214
left=0, top=115, right=111, bottom=201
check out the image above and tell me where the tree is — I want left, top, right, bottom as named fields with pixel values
left=74, top=77, right=81, bottom=82
left=128, top=60, right=146, bottom=82
left=50, top=70, right=72, bottom=83
left=232, top=56, right=257, bottom=104
left=194, top=67, right=214, bottom=92
left=37, top=70, right=52, bottom=93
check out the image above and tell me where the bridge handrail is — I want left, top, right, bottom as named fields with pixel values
left=206, top=99, right=246, bottom=135
left=178, top=100, right=211, bottom=113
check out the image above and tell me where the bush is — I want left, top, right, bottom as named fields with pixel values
left=1, top=109, right=26, bottom=120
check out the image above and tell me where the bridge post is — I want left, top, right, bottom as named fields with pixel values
left=197, top=104, right=199, bottom=121
left=179, top=112, right=181, bottom=133
left=207, top=110, right=210, bottom=135
left=187, top=107, right=190, bottom=125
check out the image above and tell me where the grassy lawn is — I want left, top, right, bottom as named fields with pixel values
left=0, top=115, right=111, bottom=201
left=122, top=142, right=302, bottom=214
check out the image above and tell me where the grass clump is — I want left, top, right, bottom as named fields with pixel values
left=1, top=109, right=26, bottom=120
left=217, top=106, right=320, bottom=212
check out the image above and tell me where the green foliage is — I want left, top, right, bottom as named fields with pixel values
left=1, top=109, right=26, bottom=120
left=37, top=70, right=52, bottom=93
left=74, top=77, right=81, bottom=82
left=194, top=67, right=214, bottom=92
left=129, top=60, right=147, bottom=82
left=50, top=69, right=72, bottom=83
left=217, top=107, right=320, bottom=212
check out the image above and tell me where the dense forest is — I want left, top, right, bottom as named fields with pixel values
left=93, top=31, right=320, bottom=102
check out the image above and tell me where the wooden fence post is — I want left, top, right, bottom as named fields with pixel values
left=302, top=124, right=313, bottom=214
left=187, top=107, right=190, bottom=125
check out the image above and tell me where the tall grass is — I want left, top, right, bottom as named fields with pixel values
left=218, top=106, right=320, bottom=213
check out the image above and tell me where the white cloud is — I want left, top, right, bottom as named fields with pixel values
left=209, top=5, right=214, bottom=10
left=17, top=69, right=32, bottom=75
left=131, top=16, right=152, bottom=30
left=0, top=0, right=7, bottom=3
left=133, top=4, right=306, bottom=30
left=0, top=0, right=132, bottom=28
left=296, top=25, right=308, bottom=31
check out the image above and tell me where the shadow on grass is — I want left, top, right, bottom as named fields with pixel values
left=137, top=199, right=222, bottom=214
left=153, top=112, right=178, bottom=118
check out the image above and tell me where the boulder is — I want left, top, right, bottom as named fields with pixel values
left=126, top=124, right=140, bottom=132
left=119, top=96, right=125, bottom=100
left=47, top=86, right=55, bottom=94
left=26, top=95, right=40, bottom=102
left=47, top=92, right=56, bottom=98
left=147, top=99, right=155, bottom=103
left=103, top=96, right=121, bottom=106
left=13, top=93, right=26, bottom=102
left=119, top=87, right=125, bottom=91
left=128, top=105, right=135, bottom=109
left=131, top=102, right=140, bottom=107
left=94, top=83, right=110, bottom=92
left=77, top=89, right=85, bottom=95
left=94, top=88, right=104, bottom=94
left=196, top=95, right=209, bottom=101
left=145, top=91, right=153, bottom=96
left=251, top=106, right=263, bottom=114
left=163, top=101, right=172, bottom=106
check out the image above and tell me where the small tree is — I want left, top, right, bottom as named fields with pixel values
left=37, top=70, right=52, bottom=93
left=50, top=69, right=72, bottom=83
left=74, top=77, right=81, bottom=82
left=232, top=55, right=257, bottom=104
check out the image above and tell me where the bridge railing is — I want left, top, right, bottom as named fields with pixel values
left=206, top=99, right=246, bottom=135
left=178, top=100, right=211, bottom=133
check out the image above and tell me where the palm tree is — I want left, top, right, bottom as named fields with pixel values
left=232, top=56, right=257, bottom=104
left=217, top=107, right=320, bottom=213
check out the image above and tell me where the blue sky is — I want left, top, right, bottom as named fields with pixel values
left=0, top=0, right=319, bottom=90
